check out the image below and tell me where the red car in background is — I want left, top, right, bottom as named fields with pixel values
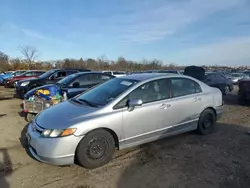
left=5, top=70, right=46, bottom=88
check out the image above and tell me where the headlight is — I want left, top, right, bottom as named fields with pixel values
left=41, top=128, right=77, bottom=138
left=21, top=81, right=30, bottom=86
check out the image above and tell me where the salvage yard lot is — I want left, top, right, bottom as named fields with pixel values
left=0, top=86, right=250, bottom=188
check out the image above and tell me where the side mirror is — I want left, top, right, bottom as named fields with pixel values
left=50, top=75, right=55, bottom=80
left=72, top=82, right=80, bottom=88
left=128, top=98, right=143, bottom=111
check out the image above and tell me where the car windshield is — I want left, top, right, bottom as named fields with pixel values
left=39, top=70, right=57, bottom=79
left=76, top=78, right=138, bottom=107
left=57, top=74, right=78, bottom=86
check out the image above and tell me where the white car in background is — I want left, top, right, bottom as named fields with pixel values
left=102, top=71, right=126, bottom=77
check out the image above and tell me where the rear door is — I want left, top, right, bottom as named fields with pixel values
left=163, top=77, right=203, bottom=132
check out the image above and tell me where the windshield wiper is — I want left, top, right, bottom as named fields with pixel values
left=71, top=98, right=83, bottom=104
left=78, top=98, right=97, bottom=107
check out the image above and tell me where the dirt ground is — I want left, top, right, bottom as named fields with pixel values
left=0, top=86, right=250, bottom=188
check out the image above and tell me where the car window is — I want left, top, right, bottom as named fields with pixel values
left=53, top=71, right=66, bottom=78
left=77, top=78, right=138, bottom=106
left=70, top=74, right=94, bottom=87
left=114, top=79, right=170, bottom=109
left=24, top=72, right=34, bottom=76
left=35, top=71, right=45, bottom=75
left=114, top=72, right=125, bottom=75
left=170, top=78, right=202, bottom=98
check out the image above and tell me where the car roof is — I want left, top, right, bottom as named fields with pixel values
left=121, top=73, right=179, bottom=81
left=73, top=71, right=114, bottom=76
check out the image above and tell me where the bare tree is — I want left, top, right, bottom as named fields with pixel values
left=20, top=46, right=38, bottom=68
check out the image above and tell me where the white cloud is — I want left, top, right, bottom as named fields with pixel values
left=171, top=36, right=250, bottom=65
left=110, top=0, right=247, bottom=42
left=0, top=22, right=47, bottom=40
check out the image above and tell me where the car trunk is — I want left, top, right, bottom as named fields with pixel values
left=183, top=66, right=206, bottom=81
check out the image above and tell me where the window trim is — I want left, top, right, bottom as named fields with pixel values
left=113, top=78, right=171, bottom=110
left=169, top=77, right=202, bottom=99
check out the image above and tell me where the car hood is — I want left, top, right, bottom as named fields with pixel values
left=35, top=100, right=98, bottom=129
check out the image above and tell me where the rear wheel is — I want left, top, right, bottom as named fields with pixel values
left=197, top=109, right=216, bottom=135
left=222, top=85, right=230, bottom=95
left=76, top=129, right=115, bottom=169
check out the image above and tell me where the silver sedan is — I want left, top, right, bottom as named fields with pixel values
left=26, top=73, right=223, bottom=169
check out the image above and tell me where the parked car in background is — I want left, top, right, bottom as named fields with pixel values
left=231, top=73, right=249, bottom=84
left=204, top=72, right=234, bottom=95
left=0, top=71, right=15, bottom=76
left=26, top=73, right=223, bottom=169
left=5, top=70, right=46, bottom=88
left=101, top=71, right=126, bottom=77
left=24, top=72, right=115, bottom=100
left=0, top=70, right=26, bottom=85
left=15, top=68, right=90, bottom=98
left=242, top=70, right=250, bottom=77
left=238, top=79, right=250, bottom=106
left=183, top=66, right=233, bottom=95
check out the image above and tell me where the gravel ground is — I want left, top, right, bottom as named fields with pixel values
left=0, top=86, right=250, bottom=188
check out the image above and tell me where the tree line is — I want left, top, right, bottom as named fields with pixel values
left=0, top=46, right=247, bottom=73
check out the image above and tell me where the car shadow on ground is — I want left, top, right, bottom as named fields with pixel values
left=223, top=93, right=239, bottom=106
left=19, top=124, right=34, bottom=161
left=116, top=123, right=250, bottom=188
left=0, top=148, right=12, bottom=188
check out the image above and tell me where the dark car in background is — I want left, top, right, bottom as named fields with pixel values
left=24, top=72, right=114, bottom=99
left=204, top=72, right=233, bottom=95
left=238, top=79, right=250, bottom=106
left=184, top=66, right=233, bottom=95
left=5, top=70, right=46, bottom=88
left=15, top=68, right=90, bottom=98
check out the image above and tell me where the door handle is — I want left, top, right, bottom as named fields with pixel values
left=160, top=103, right=171, bottom=109
left=194, top=97, right=201, bottom=102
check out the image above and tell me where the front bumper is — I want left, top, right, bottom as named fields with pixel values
left=15, top=86, right=28, bottom=98
left=26, top=123, right=83, bottom=166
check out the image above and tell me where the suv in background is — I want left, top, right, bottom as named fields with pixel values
left=5, top=70, right=46, bottom=88
left=15, top=68, right=90, bottom=98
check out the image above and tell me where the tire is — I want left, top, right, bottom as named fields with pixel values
left=25, top=113, right=36, bottom=122
left=222, top=85, right=230, bottom=95
left=197, top=109, right=216, bottom=135
left=76, top=129, right=115, bottom=169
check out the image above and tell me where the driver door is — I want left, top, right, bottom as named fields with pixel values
left=119, top=78, right=172, bottom=147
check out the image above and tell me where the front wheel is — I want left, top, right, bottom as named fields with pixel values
left=197, top=109, right=216, bottom=135
left=76, top=129, right=115, bottom=169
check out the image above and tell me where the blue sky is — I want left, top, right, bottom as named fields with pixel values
left=0, top=0, right=250, bottom=65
